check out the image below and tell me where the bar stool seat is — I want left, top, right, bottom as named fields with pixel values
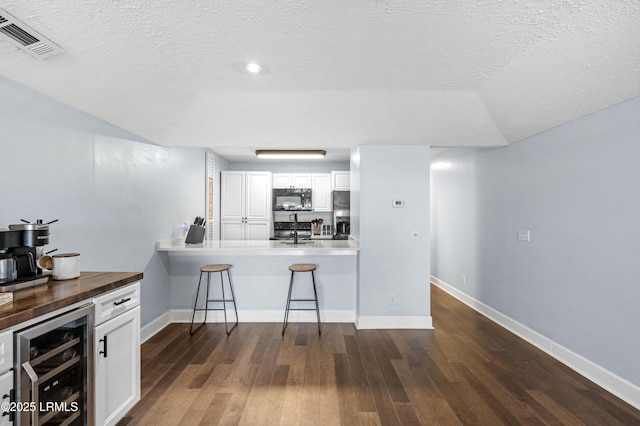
left=289, top=264, right=317, bottom=272
left=282, top=264, right=321, bottom=336
left=201, top=264, right=230, bottom=273
left=190, top=264, right=238, bottom=336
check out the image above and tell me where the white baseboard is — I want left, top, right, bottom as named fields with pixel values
left=431, top=275, right=640, bottom=411
left=356, top=315, right=433, bottom=330
left=170, top=309, right=356, bottom=323
left=140, top=311, right=171, bottom=343
left=140, top=309, right=434, bottom=341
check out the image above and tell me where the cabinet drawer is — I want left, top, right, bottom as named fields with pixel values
left=93, top=282, right=140, bottom=326
left=0, top=330, right=12, bottom=375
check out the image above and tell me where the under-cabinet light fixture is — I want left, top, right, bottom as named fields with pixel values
left=255, top=150, right=326, bottom=160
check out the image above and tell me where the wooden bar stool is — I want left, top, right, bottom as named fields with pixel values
left=190, top=264, right=238, bottom=336
left=282, top=264, right=321, bottom=336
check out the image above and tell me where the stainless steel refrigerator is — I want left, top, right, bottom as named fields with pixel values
left=332, top=191, right=350, bottom=239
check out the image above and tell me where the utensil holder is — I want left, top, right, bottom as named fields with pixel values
left=185, top=225, right=206, bottom=244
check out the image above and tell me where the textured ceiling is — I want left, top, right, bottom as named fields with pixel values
left=0, top=0, right=639, bottom=161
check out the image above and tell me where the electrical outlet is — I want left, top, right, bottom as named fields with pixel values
left=517, top=228, right=531, bottom=241
left=389, top=294, right=396, bottom=305
left=411, top=231, right=418, bottom=240
left=462, top=274, right=466, bottom=284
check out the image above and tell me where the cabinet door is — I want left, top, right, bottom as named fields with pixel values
left=221, top=171, right=245, bottom=221
left=292, top=173, right=312, bottom=188
left=95, top=306, right=140, bottom=426
left=312, top=173, right=331, bottom=212
left=221, top=221, right=244, bottom=240
left=331, top=171, right=350, bottom=190
left=0, top=371, right=12, bottom=425
left=246, top=221, right=270, bottom=240
left=0, top=330, right=12, bottom=375
left=246, top=172, right=271, bottom=220
left=272, top=173, right=292, bottom=188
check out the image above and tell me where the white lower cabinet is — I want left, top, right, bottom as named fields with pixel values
left=94, top=284, right=141, bottom=426
left=0, top=330, right=12, bottom=425
left=0, top=370, right=12, bottom=426
left=221, top=220, right=270, bottom=240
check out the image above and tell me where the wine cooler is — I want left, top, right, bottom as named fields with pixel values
left=15, top=304, right=94, bottom=425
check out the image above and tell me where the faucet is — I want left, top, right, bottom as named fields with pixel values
left=293, top=213, right=298, bottom=244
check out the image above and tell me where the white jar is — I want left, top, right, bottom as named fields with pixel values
left=52, top=253, right=81, bottom=280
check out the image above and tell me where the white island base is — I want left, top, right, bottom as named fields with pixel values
left=156, top=238, right=358, bottom=325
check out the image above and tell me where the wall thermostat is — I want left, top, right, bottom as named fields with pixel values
left=392, top=199, right=405, bottom=208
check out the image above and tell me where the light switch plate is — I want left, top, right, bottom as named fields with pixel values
left=392, top=199, right=405, bottom=208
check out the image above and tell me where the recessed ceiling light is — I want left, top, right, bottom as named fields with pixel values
left=256, top=150, right=326, bottom=160
left=245, top=62, right=262, bottom=74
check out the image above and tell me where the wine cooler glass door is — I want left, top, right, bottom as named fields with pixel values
left=15, top=304, right=94, bottom=426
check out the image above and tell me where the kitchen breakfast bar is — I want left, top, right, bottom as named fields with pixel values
left=156, top=238, right=359, bottom=323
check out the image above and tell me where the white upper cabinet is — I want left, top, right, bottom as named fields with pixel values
left=220, top=171, right=245, bottom=221
left=331, top=171, right=350, bottom=191
left=245, top=172, right=271, bottom=220
left=292, top=173, right=312, bottom=188
left=221, top=171, right=271, bottom=240
left=221, top=171, right=271, bottom=221
left=273, top=173, right=312, bottom=189
left=312, top=173, right=331, bottom=212
left=272, top=173, right=291, bottom=189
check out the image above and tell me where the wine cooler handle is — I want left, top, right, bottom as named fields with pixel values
left=114, top=297, right=131, bottom=306
left=22, top=361, right=39, bottom=426
left=100, top=335, right=108, bottom=358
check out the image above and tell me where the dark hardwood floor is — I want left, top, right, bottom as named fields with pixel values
left=119, top=285, right=640, bottom=425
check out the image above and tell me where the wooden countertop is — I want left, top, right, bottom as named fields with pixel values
left=0, top=271, right=143, bottom=330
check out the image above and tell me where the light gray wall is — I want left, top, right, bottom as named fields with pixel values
left=356, top=145, right=431, bottom=318
left=430, top=96, right=640, bottom=388
left=168, top=255, right=356, bottom=313
left=0, top=77, right=205, bottom=327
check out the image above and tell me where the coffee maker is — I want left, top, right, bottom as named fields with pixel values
left=332, top=191, right=351, bottom=240
left=0, top=219, right=56, bottom=292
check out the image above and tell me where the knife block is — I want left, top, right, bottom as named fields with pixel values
left=185, top=225, right=206, bottom=244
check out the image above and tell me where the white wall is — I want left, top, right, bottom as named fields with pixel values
left=355, top=145, right=431, bottom=327
left=431, top=96, right=640, bottom=393
left=0, top=77, right=205, bottom=327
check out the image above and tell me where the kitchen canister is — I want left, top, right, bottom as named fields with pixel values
left=51, top=253, right=81, bottom=280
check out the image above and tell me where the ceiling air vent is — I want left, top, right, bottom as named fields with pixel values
left=0, top=8, right=64, bottom=59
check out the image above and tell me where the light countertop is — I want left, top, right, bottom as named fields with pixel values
left=156, top=238, right=359, bottom=256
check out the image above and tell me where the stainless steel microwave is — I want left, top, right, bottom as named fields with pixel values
left=273, top=188, right=312, bottom=211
